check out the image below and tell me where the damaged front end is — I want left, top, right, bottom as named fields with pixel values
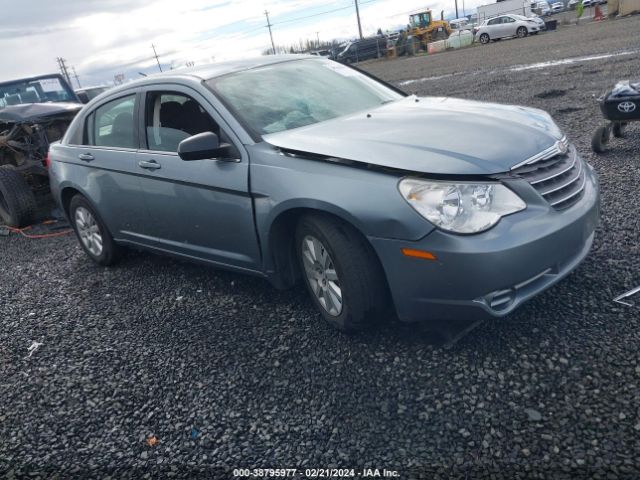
left=0, top=103, right=81, bottom=227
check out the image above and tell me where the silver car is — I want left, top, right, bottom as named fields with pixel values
left=49, top=56, right=599, bottom=332
left=475, top=14, right=545, bottom=44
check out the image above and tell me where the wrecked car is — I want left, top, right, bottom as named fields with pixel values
left=0, top=74, right=82, bottom=227
left=49, top=56, right=600, bottom=331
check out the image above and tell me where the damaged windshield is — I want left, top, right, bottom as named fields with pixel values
left=0, top=75, right=77, bottom=109
left=207, top=59, right=402, bottom=136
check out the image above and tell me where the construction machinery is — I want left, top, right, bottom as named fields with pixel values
left=408, top=8, right=452, bottom=49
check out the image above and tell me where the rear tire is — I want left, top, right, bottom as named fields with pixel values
left=517, top=26, right=528, bottom=38
left=69, top=195, right=120, bottom=266
left=295, top=214, right=388, bottom=332
left=479, top=33, right=490, bottom=44
left=0, top=166, right=37, bottom=228
left=591, top=125, right=610, bottom=153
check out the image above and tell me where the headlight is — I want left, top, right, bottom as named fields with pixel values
left=398, top=178, right=526, bottom=234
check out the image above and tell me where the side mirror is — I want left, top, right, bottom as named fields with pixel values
left=178, top=132, right=222, bottom=161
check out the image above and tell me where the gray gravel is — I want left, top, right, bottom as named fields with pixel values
left=2, top=15, right=640, bottom=479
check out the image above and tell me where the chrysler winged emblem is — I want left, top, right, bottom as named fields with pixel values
left=556, top=139, right=568, bottom=155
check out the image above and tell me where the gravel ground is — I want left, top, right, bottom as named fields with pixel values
left=2, top=16, right=640, bottom=479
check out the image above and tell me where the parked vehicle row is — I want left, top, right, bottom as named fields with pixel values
left=49, top=56, right=600, bottom=332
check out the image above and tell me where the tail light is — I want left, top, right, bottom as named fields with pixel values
left=44, top=151, right=51, bottom=168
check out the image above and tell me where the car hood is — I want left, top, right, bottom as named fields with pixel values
left=0, top=102, right=82, bottom=124
left=263, top=96, right=564, bottom=175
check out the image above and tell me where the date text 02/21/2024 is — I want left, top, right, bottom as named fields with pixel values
left=232, top=468, right=400, bottom=478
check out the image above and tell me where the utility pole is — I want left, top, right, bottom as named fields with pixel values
left=56, top=57, right=72, bottom=86
left=316, top=32, right=320, bottom=47
left=264, top=10, right=276, bottom=55
left=354, top=0, right=363, bottom=39
left=151, top=44, right=163, bottom=72
left=455, top=0, right=459, bottom=18
left=72, top=66, right=81, bottom=89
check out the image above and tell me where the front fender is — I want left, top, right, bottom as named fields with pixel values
left=248, top=143, right=435, bottom=277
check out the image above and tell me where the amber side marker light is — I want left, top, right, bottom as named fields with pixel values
left=401, top=248, right=437, bottom=261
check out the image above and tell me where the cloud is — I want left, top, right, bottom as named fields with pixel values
left=0, top=0, right=488, bottom=86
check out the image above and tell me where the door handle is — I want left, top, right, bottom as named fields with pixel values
left=138, top=160, right=161, bottom=170
left=78, top=153, right=94, bottom=162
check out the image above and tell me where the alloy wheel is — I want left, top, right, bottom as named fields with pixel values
left=301, top=235, right=343, bottom=316
left=75, top=206, right=103, bottom=257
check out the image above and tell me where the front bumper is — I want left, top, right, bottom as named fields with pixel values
left=369, top=162, right=600, bottom=323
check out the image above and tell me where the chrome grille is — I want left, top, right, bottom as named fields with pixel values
left=512, top=144, right=585, bottom=210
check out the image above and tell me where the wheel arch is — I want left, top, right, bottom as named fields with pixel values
left=59, top=184, right=102, bottom=221
left=60, top=185, right=84, bottom=218
left=264, top=202, right=385, bottom=291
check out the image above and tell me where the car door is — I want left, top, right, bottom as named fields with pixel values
left=71, top=91, right=149, bottom=241
left=486, top=17, right=502, bottom=37
left=502, top=16, right=517, bottom=36
left=134, top=85, right=261, bottom=270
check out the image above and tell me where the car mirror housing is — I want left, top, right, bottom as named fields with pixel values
left=178, top=132, right=223, bottom=161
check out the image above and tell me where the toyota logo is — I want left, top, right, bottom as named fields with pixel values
left=617, top=101, right=636, bottom=113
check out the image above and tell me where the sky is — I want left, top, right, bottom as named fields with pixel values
left=0, top=0, right=485, bottom=87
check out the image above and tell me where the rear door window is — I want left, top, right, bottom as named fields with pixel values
left=92, top=95, right=136, bottom=149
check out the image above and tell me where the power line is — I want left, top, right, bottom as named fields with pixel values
left=264, top=10, right=276, bottom=54
left=270, top=4, right=352, bottom=26
left=269, top=0, right=379, bottom=27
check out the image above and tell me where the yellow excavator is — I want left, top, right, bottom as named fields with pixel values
left=408, top=8, right=452, bottom=49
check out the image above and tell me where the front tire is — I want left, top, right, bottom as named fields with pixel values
left=69, top=195, right=120, bottom=266
left=517, top=26, right=528, bottom=38
left=479, top=33, right=490, bottom=44
left=295, top=214, right=388, bottom=332
left=591, top=125, right=610, bottom=153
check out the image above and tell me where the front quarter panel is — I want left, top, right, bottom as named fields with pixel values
left=248, top=143, right=435, bottom=262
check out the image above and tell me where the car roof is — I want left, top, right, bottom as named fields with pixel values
left=170, top=54, right=315, bottom=80
left=98, top=55, right=316, bottom=98
left=0, top=73, right=69, bottom=87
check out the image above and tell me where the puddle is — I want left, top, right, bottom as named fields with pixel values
left=535, top=89, right=567, bottom=99
left=397, top=49, right=640, bottom=87
left=556, top=106, right=583, bottom=114
left=509, top=49, right=639, bottom=71
left=399, top=73, right=455, bottom=86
